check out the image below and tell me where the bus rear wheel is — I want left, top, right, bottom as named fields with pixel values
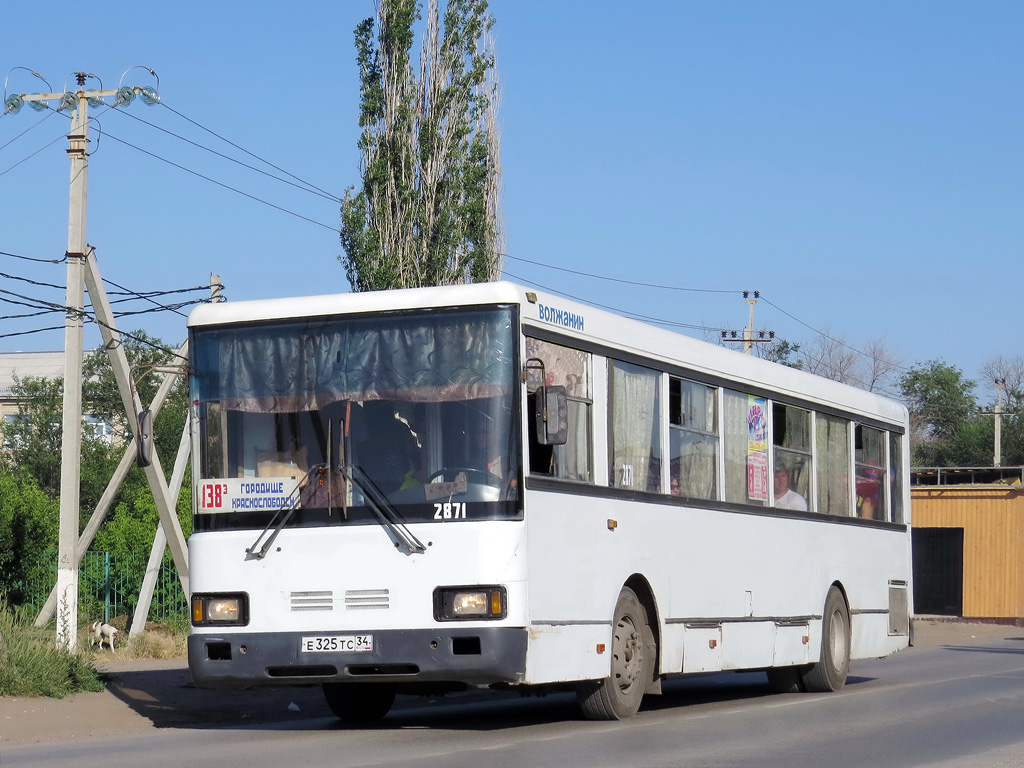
left=801, top=587, right=850, bottom=693
left=322, top=682, right=396, bottom=723
left=576, top=587, right=653, bottom=720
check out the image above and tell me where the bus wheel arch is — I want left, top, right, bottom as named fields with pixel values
left=576, top=581, right=659, bottom=720
left=624, top=574, right=661, bottom=694
left=801, top=582, right=851, bottom=693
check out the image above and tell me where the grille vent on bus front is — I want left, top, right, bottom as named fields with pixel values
left=345, top=589, right=390, bottom=610
left=290, top=591, right=333, bottom=612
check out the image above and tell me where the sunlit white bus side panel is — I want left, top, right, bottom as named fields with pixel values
left=523, top=488, right=911, bottom=683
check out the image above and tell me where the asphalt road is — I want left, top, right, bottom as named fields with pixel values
left=4, top=620, right=1024, bottom=768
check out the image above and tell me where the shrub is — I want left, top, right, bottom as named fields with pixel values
left=0, top=600, right=104, bottom=697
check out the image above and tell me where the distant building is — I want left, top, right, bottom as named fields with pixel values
left=912, top=466, right=1024, bottom=623
left=0, top=350, right=114, bottom=448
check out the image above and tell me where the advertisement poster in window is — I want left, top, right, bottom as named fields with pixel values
left=746, top=396, right=768, bottom=501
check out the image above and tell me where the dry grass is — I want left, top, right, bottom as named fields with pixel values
left=117, top=629, right=187, bottom=660
left=85, top=616, right=187, bottom=660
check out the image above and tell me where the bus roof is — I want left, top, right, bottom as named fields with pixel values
left=187, top=281, right=907, bottom=427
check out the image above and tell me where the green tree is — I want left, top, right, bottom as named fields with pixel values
left=3, top=375, right=117, bottom=509
left=899, top=360, right=988, bottom=466
left=340, top=0, right=503, bottom=291
left=0, top=333, right=189, bottom=606
left=759, top=338, right=803, bottom=369
left=82, top=330, right=189, bottom=464
left=3, top=376, right=63, bottom=496
left=0, top=467, right=58, bottom=602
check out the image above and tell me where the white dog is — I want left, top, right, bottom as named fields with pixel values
left=91, top=621, right=119, bottom=651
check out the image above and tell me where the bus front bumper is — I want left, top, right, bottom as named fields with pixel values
left=188, top=626, right=528, bottom=689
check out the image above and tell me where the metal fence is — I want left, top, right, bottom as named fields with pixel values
left=19, top=550, right=187, bottom=624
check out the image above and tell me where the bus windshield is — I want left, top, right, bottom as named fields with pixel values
left=190, top=306, right=520, bottom=530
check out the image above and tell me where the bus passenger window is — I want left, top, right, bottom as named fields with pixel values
left=855, top=425, right=886, bottom=520
left=525, top=338, right=592, bottom=482
left=889, top=432, right=905, bottom=524
left=723, top=390, right=767, bottom=506
left=772, top=403, right=810, bottom=511
left=816, top=414, right=851, bottom=515
left=610, top=360, right=661, bottom=493
left=669, top=377, right=718, bottom=500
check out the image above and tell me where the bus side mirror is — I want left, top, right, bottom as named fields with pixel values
left=534, top=385, right=568, bottom=446
left=136, top=409, right=153, bottom=468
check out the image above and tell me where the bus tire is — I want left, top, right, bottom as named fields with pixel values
left=576, top=587, right=652, bottom=720
left=322, top=682, right=396, bottom=723
left=766, top=665, right=807, bottom=693
left=801, top=587, right=850, bottom=693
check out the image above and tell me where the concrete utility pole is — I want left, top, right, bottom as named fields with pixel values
left=721, top=291, right=774, bottom=355
left=980, top=378, right=1012, bottom=469
left=56, top=77, right=90, bottom=650
left=743, top=291, right=757, bottom=355
left=994, top=378, right=1005, bottom=468
left=6, top=69, right=161, bottom=649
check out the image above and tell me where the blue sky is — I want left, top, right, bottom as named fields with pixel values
left=1, top=1, right=1020, bottom=403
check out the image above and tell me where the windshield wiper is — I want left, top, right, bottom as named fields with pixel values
left=245, top=465, right=323, bottom=560
left=343, top=464, right=427, bottom=555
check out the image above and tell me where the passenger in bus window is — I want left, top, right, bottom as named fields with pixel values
left=773, top=466, right=807, bottom=511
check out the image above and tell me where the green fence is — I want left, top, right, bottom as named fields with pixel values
left=19, top=550, right=188, bottom=625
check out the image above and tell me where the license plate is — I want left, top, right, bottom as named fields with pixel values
left=300, top=634, right=373, bottom=653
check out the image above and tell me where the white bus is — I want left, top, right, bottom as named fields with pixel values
left=186, top=281, right=912, bottom=722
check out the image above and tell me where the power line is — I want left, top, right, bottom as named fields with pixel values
left=159, top=101, right=339, bottom=201
left=759, top=296, right=911, bottom=375
left=502, top=265, right=908, bottom=396
left=100, top=129, right=342, bottom=233
left=0, top=309, right=60, bottom=321
left=502, top=252, right=909, bottom=379
left=0, top=270, right=65, bottom=291
left=0, top=286, right=65, bottom=312
left=111, top=298, right=207, bottom=318
left=0, top=325, right=66, bottom=340
left=0, top=129, right=68, bottom=178
left=0, top=109, right=59, bottom=153
left=109, top=107, right=341, bottom=204
left=502, top=269, right=729, bottom=334
left=0, top=249, right=66, bottom=265
left=503, top=253, right=742, bottom=295
left=101, top=276, right=214, bottom=318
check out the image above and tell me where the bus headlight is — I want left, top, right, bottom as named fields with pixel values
left=434, top=586, right=506, bottom=621
left=191, top=593, right=249, bottom=626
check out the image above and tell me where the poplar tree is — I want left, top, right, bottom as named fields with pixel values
left=340, top=0, right=503, bottom=291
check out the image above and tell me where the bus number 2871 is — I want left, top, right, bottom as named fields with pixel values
left=434, top=502, right=467, bottom=520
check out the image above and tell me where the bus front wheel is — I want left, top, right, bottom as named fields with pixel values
left=322, top=682, right=396, bottom=724
left=801, top=587, right=850, bottom=693
left=576, top=586, right=652, bottom=720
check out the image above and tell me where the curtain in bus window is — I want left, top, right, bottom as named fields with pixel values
left=816, top=414, right=851, bottom=515
left=889, top=432, right=904, bottom=524
left=195, top=309, right=514, bottom=412
left=671, top=430, right=717, bottom=499
left=610, top=361, right=661, bottom=492
left=553, top=400, right=591, bottom=481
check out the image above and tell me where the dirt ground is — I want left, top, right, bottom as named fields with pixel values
left=0, top=618, right=1020, bottom=748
